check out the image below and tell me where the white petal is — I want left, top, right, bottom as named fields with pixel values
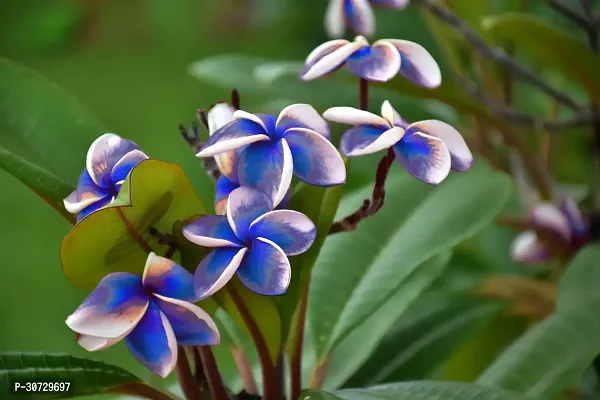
left=323, top=106, right=390, bottom=127
left=197, top=134, right=270, bottom=158
left=301, top=40, right=367, bottom=81
left=531, top=203, right=571, bottom=242
left=276, top=104, right=330, bottom=138
left=510, top=230, right=550, bottom=264
left=381, top=39, right=442, bottom=88
left=234, top=110, right=268, bottom=131
left=208, top=103, right=236, bottom=135
left=348, top=126, right=404, bottom=156
left=324, top=0, right=346, bottom=39
left=305, top=39, right=350, bottom=65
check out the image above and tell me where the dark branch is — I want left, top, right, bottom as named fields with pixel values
left=549, top=0, right=591, bottom=27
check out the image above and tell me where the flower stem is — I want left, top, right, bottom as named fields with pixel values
left=227, top=285, right=278, bottom=400
left=231, top=347, right=259, bottom=394
left=197, top=346, right=230, bottom=400
left=112, top=382, right=177, bottom=400
left=116, top=207, right=153, bottom=253
left=176, top=347, right=204, bottom=400
left=290, top=277, right=311, bottom=400
left=359, top=78, right=369, bottom=111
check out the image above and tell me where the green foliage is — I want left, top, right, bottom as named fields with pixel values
left=0, top=352, right=139, bottom=398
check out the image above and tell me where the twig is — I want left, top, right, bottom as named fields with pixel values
left=176, top=347, right=203, bottom=400
left=197, top=346, right=230, bottom=400
left=415, top=0, right=582, bottom=110
left=549, top=0, right=590, bottom=27
left=359, top=78, right=369, bottom=111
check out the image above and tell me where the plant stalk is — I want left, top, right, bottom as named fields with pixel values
left=176, top=347, right=204, bottom=400
left=197, top=346, right=230, bottom=400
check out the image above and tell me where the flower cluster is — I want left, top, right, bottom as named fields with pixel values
left=325, top=0, right=410, bottom=38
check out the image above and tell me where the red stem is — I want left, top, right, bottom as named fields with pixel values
left=197, top=346, right=230, bottom=400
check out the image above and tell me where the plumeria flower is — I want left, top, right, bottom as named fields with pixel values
left=63, top=134, right=148, bottom=222
left=183, top=187, right=317, bottom=297
left=66, top=253, right=220, bottom=378
left=511, top=199, right=590, bottom=264
left=325, top=0, right=410, bottom=38
left=196, top=104, right=346, bottom=207
left=324, top=100, right=472, bottom=185
left=299, top=35, right=441, bottom=88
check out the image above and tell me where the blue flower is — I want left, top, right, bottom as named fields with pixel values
left=183, top=187, right=317, bottom=297
left=197, top=104, right=346, bottom=207
left=325, top=0, right=410, bottom=38
left=63, top=134, right=148, bottom=222
left=66, top=253, right=220, bottom=378
left=511, top=199, right=590, bottom=264
left=299, top=35, right=441, bottom=87
left=324, top=101, right=473, bottom=185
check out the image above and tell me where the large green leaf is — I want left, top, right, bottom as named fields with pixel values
left=482, top=13, right=600, bottom=103
left=0, top=352, right=140, bottom=398
left=301, top=381, right=533, bottom=400
left=477, top=245, right=600, bottom=398
left=308, top=161, right=512, bottom=363
left=60, top=159, right=206, bottom=290
left=0, top=58, right=107, bottom=184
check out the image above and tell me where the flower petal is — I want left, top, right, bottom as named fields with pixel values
left=226, top=186, right=274, bottom=239
left=249, top=210, right=317, bottom=255
left=340, top=125, right=403, bottom=157
left=343, top=0, right=375, bottom=37
left=125, top=301, right=177, bottom=378
left=64, top=170, right=109, bottom=214
left=77, top=196, right=113, bottom=222
left=285, top=128, right=346, bottom=186
left=276, top=104, right=330, bottom=138
left=238, top=140, right=293, bottom=209
left=559, top=199, right=588, bottom=237
left=86, top=134, right=139, bottom=188
left=66, top=273, right=149, bottom=338
left=233, top=110, right=270, bottom=132
left=407, top=120, right=473, bottom=171
left=142, top=253, right=195, bottom=301
left=393, top=132, right=451, bottom=185
left=208, top=103, right=236, bottom=135
left=530, top=203, right=571, bottom=243
left=183, top=215, right=243, bottom=248
left=215, top=175, right=240, bottom=215
left=238, top=238, right=291, bottom=296
left=382, top=39, right=442, bottom=88
left=300, top=38, right=368, bottom=81
left=305, top=39, right=349, bottom=66
left=510, top=231, right=551, bottom=264
left=325, top=0, right=346, bottom=38
left=111, top=149, right=149, bottom=185
left=76, top=333, right=124, bottom=352
left=197, top=119, right=270, bottom=158
left=380, top=100, right=409, bottom=128
left=194, top=247, right=248, bottom=299
left=323, top=107, right=389, bottom=127
left=371, top=0, right=410, bottom=7
left=347, top=41, right=401, bottom=82
left=152, top=294, right=220, bottom=346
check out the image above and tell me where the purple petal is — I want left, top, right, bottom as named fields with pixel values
left=279, top=188, right=292, bottom=210
left=142, top=253, right=195, bottom=301
left=276, top=104, right=330, bottom=139
left=407, top=120, right=472, bottom=171
left=197, top=119, right=270, bottom=158
left=238, top=140, right=293, bottom=208
left=152, top=294, right=220, bottom=346
left=77, top=196, right=113, bottom=222
left=194, top=247, right=247, bottom=300
left=183, top=215, right=243, bottom=247
left=215, top=175, right=240, bottom=215
left=64, top=169, right=110, bottom=214
left=111, top=149, right=149, bottom=185
left=347, top=41, right=401, bottom=82
left=393, top=132, right=451, bottom=185
left=383, top=39, right=442, bottom=88
left=530, top=203, right=571, bottom=243
left=325, top=0, right=346, bottom=38
left=323, top=107, right=389, bottom=128
left=66, top=273, right=148, bottom=338
left=285, top=128, right=346, bottom=186
left=370, top=0, right=410, bottom=8
left=301, top=38, right=367, bottom=81
left=343, top=0, right=375, bottom=37
left=125, top=301, right=177, bottom=378
left=510, top=231, right=551, bottom=264
left=226, top=186, right=274, bottom=239
left=340, top=125, right=404, bottom=157
left=76, top=334, right=123, bottom=352
left=238, top=238, right=291, bottom=296
left=86, top=134, right=139, bottom=189
left=249, top=210, right=317, bottom=255
left=559, top=199, right=588, bottom=238
left=380, top=100, right=409, bottom=129
left=304, top=38, right=349, bottom=66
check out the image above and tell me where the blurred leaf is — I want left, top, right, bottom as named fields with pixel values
left=301, top=381, right=532, bottom=400
left=323, top=252, right=452, bottom=390
left=557, top=244, right=600, bottom=312
left=0, top=58, right=107, bottom=184
left=445, top=0, right=490, bottom=36
left=61, top=159, right=206, bottom=290
left=309, top=161, right=513, bottom=364
left=0, top=352, right=139, bottom=398
left=482, top=13, right=600, bottom=102
left=477, top=245, right=600, bottom=398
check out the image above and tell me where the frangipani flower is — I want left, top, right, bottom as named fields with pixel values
left=324, top=101, right=472, bottom=185
left=197, top=104, right=346, bottom=207
left=63, top=134, right=148, bottom=222
left=325, top=0, right=410, bottom=38
left=183, top=187, right=317, bottom=297
left=66, top=253, right=219, bottom=378
left=300, top=35, right=441, bottom=88
left=511, top=199, right=590, bottom=264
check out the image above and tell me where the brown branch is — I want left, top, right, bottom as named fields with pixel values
left=231, top=347, right=259, bottom=394
left=176, top=347, right=203, bottom=400
left=197, top=346, right=230, bottom=400
left=549, top=0, right=591, bottom=27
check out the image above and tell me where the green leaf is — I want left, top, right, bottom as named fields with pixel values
left=301, top=381, right=533, bottom=400
left=60, top=159, right=206, bottom=290
left=308, top=161, right=512, bottom=363
left=482, top=13, right=600, bottom=103
left=0, top=352, right=139, bottom=398
left=0, top=58, right=107, bottom=184
left=477, top=244, right=600, bottom=398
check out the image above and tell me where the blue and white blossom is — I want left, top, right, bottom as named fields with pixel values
left=325, top=0, right=410, bottom=38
